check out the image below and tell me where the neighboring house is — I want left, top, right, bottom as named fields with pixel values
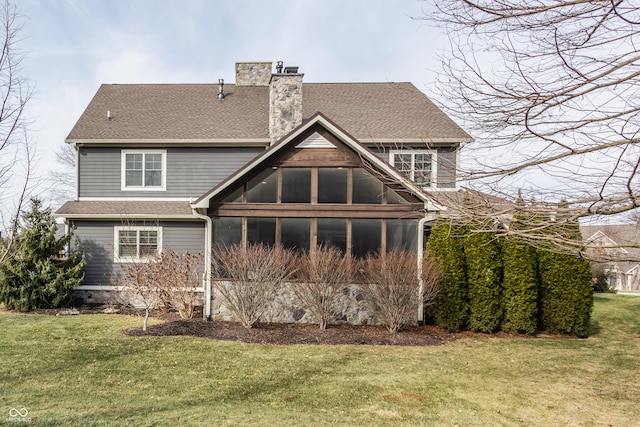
left=581, top=224, right=640, bottom=291
left=55, top=61, right=472, bottom=320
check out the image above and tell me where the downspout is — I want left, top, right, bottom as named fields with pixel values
left=191, top=206, right=212, bottom=321
left=417, top=216, right=429, bottom=325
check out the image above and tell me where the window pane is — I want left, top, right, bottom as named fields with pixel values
left=118, top=230, right=137, bottom=258
left=145, top=170, right=162, bottom=187
left=125, top=170, right=143, bottom=187
left=213, top=217, right=242, bottom=247
left=281, top=218, right=310, bottom=252
left=317, top=218, right=347, bottom=254
left=247, top=169, right=277, bottom=203
left=393, top=154, right=412, bottom=179
left=138, top=230, right=158, bottom=256
left=247, top=217, right=276, bottom=246
left=386, top=219, right=417, bottom=252
left=281, top=168, right=311, bottom=203
left=352, top=168, right=382, bottom=204
left=414, top=153, right=432, bottom=185
left=222, top=187, right=243, bottom=203
left=145, top=153, right=162, bottom=170
left=352, top=219, right=381, bottom=258
left=125, top=154, right=143, bottom=187
left=387, top=188, right=409, bottom=204
left=318, top=168, right=347, bottom=203
left=126, top=153, right=142, bottom=170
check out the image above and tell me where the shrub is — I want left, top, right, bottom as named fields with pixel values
left=501, top=236, right=539, bottom=334
left=538, top=205, right=593, bottom=337
left=426, top=217, right=469, bottom=332
left=465, top=230, right=503, bottom=332
left=114, top=254, right=162, bottom=331
left=0, top=198, right=85, bottom=311
left=362, top=249, right=442, bottom=333
left=211, top=244, right=296, bottom=329
left=155, top=249, right=203, bottom=319
left=293, top=245, right=353, bottom=329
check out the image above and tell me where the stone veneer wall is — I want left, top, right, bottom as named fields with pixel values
left=212, top=281, right=389, bottom=325
left=269, top=73, right=303, bottom=144
left=235, top=62, right=273, bottom=86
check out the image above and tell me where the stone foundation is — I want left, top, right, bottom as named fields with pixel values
left=212, top=281, right=383, bottom=325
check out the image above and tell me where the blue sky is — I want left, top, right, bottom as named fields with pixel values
left=17, top=0, right=444, bottom=201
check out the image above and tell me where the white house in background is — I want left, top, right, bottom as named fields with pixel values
left=581, top=225, right=640, bottom=291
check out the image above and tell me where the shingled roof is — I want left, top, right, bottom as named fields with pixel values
left=66, top=82, right=472, bottom=143
left=56, top=201, right=194, bottom=218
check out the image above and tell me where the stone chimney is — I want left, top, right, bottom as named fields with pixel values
left=269, top=65, right=303, bottom=144
left=235, top=61, right=272, bottom=86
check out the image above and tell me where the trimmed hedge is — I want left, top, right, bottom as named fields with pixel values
left=465, top=230, right=503, bottom=332
left=426, top=217, right=469, bottom=332
left=501, top=236, right=539, bottom=334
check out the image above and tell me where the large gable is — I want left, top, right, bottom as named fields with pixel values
left=192, top=113, right=442, bottom=211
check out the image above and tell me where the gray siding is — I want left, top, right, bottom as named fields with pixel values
left=436, top=147, right=457, bottom=189
left=71, top=220, right=206, bottom=286
left=78, top=146, right=263, bottom=198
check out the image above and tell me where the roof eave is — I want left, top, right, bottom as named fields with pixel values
left=65, top=138, right=271, bottom=147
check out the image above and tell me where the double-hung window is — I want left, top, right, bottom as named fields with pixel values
left=390, top=150, right=435, bottom=187
left=121, top=150, right=166, bottom=191
left=114, top=226, right=162, bottom=262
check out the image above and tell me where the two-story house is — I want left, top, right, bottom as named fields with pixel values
left=56, top=61, right=472, bottom=320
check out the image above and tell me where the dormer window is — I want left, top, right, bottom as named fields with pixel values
left=121, top=150, right=166, bottom=191
left=390, top=150, right=436, bottom=188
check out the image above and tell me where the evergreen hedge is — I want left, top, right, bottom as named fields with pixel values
left=465, top=230, right=503, bottom=332
left=501, top=236, right=539, bottom=334
left=426, top=217, right=469, bottom=332
left=538, top=202, right=593, bottom=337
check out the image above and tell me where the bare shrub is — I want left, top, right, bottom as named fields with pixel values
left=114, top=257, right=162, bottom=331
left=211, top=244, right=297, bottom=329
left=155, top=249, right=203, bottom=319
left=293, top=245, right=354, bottom=329
left=363, top=249, right=443, bottom=333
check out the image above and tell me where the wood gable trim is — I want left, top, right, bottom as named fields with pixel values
left=191, top=113, right=443, bottom=211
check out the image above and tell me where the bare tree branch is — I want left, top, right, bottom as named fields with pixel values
left=0, top=0, right=34, bottom=262
left=418, top=0, right=640, bottom=256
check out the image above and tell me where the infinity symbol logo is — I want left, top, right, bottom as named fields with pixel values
left=9, top=408, right=28, bottom=417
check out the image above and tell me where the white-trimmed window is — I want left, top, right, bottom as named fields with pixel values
left=121, top=150, right=166, bottom=191
left=114, top=226, right=162, bottom=262
left=390, top=150, right=436, bottom=187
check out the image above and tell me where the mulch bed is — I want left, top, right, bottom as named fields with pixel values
left=122, top=320, right=473, bottom=346
left=22, top=305, right=535, bottom=346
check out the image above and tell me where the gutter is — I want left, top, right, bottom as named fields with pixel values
left=74, top=143, right=80, bottom=201
left=191, top=206, right=213, bottom=321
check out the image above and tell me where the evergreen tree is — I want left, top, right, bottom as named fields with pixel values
left=501, top=197, right=540, bottom=334
left=0, top=198, right=85, bottom=311
left=465, top=229, right=503, bottom=332
left=538, top=201, right=593, bottom=337
left=426, top=216, right=469, bottom=332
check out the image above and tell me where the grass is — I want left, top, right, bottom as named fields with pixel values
left=0, top=294, right=639, bottom=426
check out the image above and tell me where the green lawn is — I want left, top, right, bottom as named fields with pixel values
left=1, top=294, right=639, bottom=426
